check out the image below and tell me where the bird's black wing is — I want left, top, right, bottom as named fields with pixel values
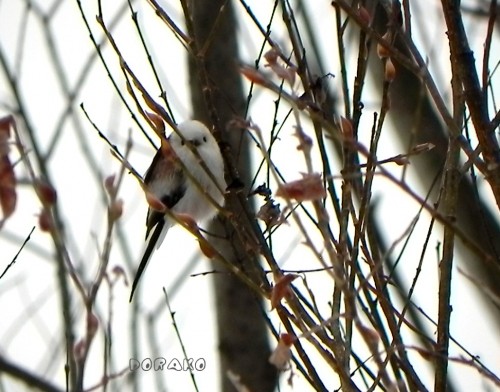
left=129, top=150, right=187, bottom=302
left=143, top=149, right=186, bottom=237
left=145, top=184, right=186, bottom=238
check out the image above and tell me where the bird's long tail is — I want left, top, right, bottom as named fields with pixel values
left=129, top=220, right=168, bottom=302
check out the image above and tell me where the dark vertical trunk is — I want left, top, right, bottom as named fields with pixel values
left=187, top=1, right=277, bottom=391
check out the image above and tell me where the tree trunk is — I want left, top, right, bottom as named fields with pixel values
left=187, top=1, right=278, bottom=390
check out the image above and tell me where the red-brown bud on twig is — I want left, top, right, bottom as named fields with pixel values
left=240, top=65, right=268, bottom=86
left=269, top=333, right=295, bottom=369
left=377, top=32, right=391, bottom=59
left=109, top=199, right=123, bottom=221
left=339, top=116, right=354, bottom=140
left=276, top=173, right=326, bottom=202
left=357, top=6, right=371, bottom=25
left=145, top=191, right=166, bottom=212
left=87, top=311, right=99, bottom=339
left=146, top=111, right=165, bottom=137
left=270, top=274, right=298, bottom=309
left=38, top=208, right=54, bottom=232
left=35, top=180, right=57, bottom=206
left=104, top=174, right=116, bottom=195
left=385, top=58, right=396, bottom=82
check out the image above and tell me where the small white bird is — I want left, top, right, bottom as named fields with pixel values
left=130, top=120, right=226, bottom=301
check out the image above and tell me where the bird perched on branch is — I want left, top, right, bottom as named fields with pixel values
left=129, top=120, right=226, bottom=301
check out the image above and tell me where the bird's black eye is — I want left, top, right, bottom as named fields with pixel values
left=203, top=136, right=207, bottom=142
left=180, top=140, right=185, bottom=146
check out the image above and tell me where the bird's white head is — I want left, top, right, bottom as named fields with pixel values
left=170, top=120, right=218, bottom=158
left=169, top=120, right=225, bottom=189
